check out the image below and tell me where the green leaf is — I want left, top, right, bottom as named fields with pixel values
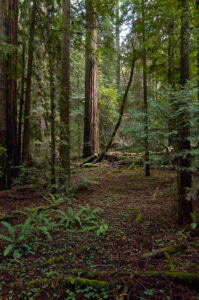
left=190, top=213, right=197, bottom=230
left=4, top=244, right=14, bottom=256
left=40, top=226, right=52, bottom=241
left=191, top=223, right=197, bottom=230
left=135, top=213, right=142, bottom=224
left=67, top=207, right=74, bottom=217
left=0, top=234, right=13, bottom=243
left=1, top=221, right=15, bottom=238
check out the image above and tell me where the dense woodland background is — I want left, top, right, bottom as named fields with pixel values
left=1, top=0, right=199, bottom=222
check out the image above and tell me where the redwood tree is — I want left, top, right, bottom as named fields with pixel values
left=83, top=0, right=99, bottom=158
left=0, top=1, right=7, bottom=189
left=47, top=0, right=56, bottom=193
left=0, top=0, right=18, bottom=188
left=22, top=0, right=37, bottom=163
left=178, top=0, right=192, bottom=224
left=60, top=0, right=70, bottom=186
left=142, top=0, right=150, bottom=176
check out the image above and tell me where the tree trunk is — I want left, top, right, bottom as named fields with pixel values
left=0, top=0, right=18, bottom=188
left=196, top=0, right=199, bottom=145
left=115, top=0, right=120, bottom=89
left=18, top=0, right=28, bottom=163
left=0, top=1, right=7, bottom=189
left=142, top=0, right=150, bottom=177
left=83, top=0, right=99, bottom=159
left=6, top=0, right=18, bottom=183
left=168, top=19, right=176, bottom=148
left=22, top=0, right=37, bottom=163
left=47, top=0, right=56, bottom=193
left=178, top=0, right=192, bottom=224
left=60, top=0, right=70, bottom=186
left=77, top=76, right=81, bottom=158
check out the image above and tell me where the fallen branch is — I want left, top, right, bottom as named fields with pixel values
left=143, top=244, right=186, bottom=259
left=97, top=57, right=136, bottom=163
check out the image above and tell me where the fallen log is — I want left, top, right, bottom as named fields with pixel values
left=143, top=244, right=186, bottom=259
left=27, top=276, right=108, bottom=290
left=26, top=270, right=199, bottom=291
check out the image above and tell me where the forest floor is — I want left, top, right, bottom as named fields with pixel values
left=0, top=162, right=199, bottom=299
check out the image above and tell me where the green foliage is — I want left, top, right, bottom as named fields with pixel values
left=71, top=179, right=99, bottom=192
left=21, top=208, right=57, bottom=241
left=57, top=204, right=108, bottom=235
left=44, top=193, right=65, bottom=206
left=12, top=165, right=40, bottom=186
left=135, top=213, right=142, bottom=224
left=190, top=213, right=197, bottom=230
left=0, top=220, right=32, bottom=258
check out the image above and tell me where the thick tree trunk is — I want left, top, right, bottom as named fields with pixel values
left=0, top=2, right=7, bottom=189
left=18, top=0, right=28, bottom=163
left=83, top=0, right=99, bottom=159
left=196, top=0, right=199, bottom=144
left=0, top=0, right=18, bottom=188
left=6, top=0, right=18, bottom=184
left=22, top=0, right=37, bottom=163
left=47, top=0, right=56, bottom=193
left=115, top=0, right=120, bottom=89
left=60, top=0, right=70, bottom=186
left=142, top=0, right=150, bottom=177
left=178, top=0, right=192, bottom=224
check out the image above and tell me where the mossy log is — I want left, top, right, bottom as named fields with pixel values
left=27, top=276, right=108, bottom=290
left=71, top=268, right=199, bottom=287
left=143, top=244, right=186, bottom=259
left=44, top=255, right=65, bottom=265
left=27, top=271, right=199, bottom=291
left=82, top=163, right=98, bottom=168
left=136, top=271, right=199, bottom=287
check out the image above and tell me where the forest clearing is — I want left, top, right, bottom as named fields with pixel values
left=1, top=0, right=199, bottom=298
left=0, top=161, right=199, bottom=299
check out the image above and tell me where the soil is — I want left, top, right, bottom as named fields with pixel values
left=0, top=163, right=199, bottom=299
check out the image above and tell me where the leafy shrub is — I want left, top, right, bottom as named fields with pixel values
left=21, top=208, right=57, bottom=240
left=57, top=204, right=108, bottom=235
left=0, top=220, right=33, bottom=258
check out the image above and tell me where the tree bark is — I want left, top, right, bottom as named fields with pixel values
left=196, top=0, right=199, bottom=145
left=83, top=0, right=99, bottom=158
left=0, top=1, right=7, bottom=189
left=22, top=0, right=37, bottom=163
left=18, top=0, right=28, bottom=163
left=168, top=19, right=176, bottom=148
left=115, top=0, right=120, bottom=89
left=142, top=0, right=150, bottom=177
left=178, top=0, right=192, bottom=224
left=5, top=0, right=18, bottom=184
left=60, top=0, right=70, bottom=186
left=47, top=0, right=56, bottom=193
